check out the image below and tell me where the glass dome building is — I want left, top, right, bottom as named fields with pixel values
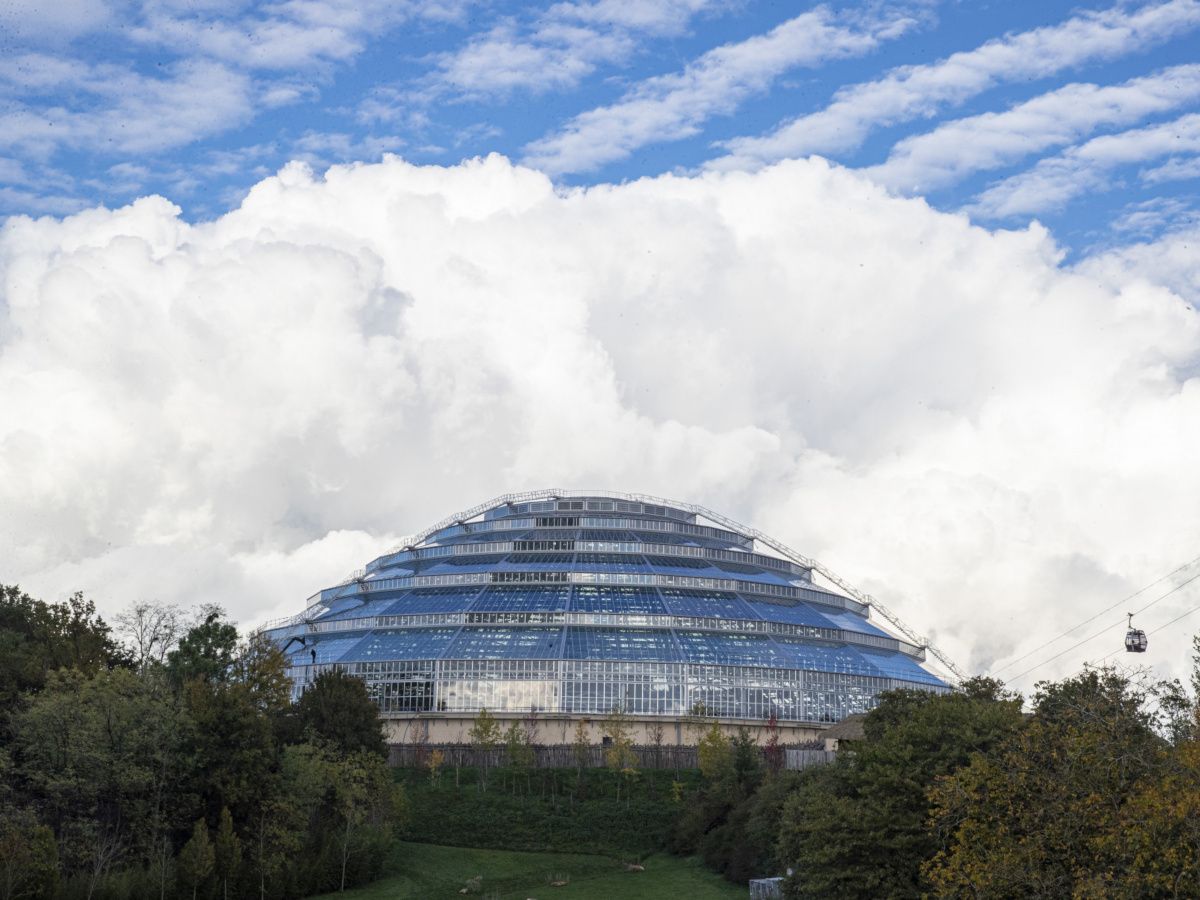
left=265, top=491, right=948, bottom=743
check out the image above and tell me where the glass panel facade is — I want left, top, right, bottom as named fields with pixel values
left=660, top=588, right=760, bottom=620
left=772, top=639, right=879, bottom=677
left=445, top=627, right=563, bottom=659
left=857, top=647, right=946, bottom=684
left=382, top=587, right=482, bottom=615
left=674, top=631, right=784, bottom=667
left=570, top=585, right=666, bottom=615
left=298, top=633, right=372, bottom=665
left=270, top=493, right=948, bottom=726
left=747, top=600, right=837, bottom=628
left=821, top=608, right=891, bottom=637
left=470, top=585, right=571, bottom=612
left=563, top=627, right=680, bottom=661
left=340, top=628, right=458, bottom=662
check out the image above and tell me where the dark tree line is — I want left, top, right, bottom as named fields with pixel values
left=677, top=646, right=1200, bottom=899
left=0, top=586, right=404, bottom=900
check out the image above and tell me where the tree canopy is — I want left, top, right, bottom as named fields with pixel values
left=295, top=668, right=387, bottom=758
left=0, top=588, right=404, bottom=899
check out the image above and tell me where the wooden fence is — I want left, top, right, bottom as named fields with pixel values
left=785, top=748, right=838, bottom=769
left=389, top=742, right=836, bottom=770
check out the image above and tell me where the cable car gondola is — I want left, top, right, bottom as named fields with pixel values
left=1125, top=613, right=1148, bottom=653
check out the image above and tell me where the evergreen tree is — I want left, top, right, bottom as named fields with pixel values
left=213, top=807, right=241, bottom=900
left=177, top=818, right=215, bottom=900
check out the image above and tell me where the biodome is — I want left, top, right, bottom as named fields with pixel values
left=265, top=491, right=949, bottom=744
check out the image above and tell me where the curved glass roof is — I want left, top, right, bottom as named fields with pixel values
left=273, top=493, right=944, bottom=687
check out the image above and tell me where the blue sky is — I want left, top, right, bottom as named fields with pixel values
left=3, top=0, right=1199, bottom=256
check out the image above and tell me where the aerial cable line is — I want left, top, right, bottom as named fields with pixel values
left=1089, top=599, right=1200, bottom=667
left=1003, top=569, right=1200, bottom=686
left=990, top=552, right=1200, bottom=676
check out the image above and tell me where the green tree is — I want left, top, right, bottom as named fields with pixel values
left=924, top=669, right=1172, bottom=899
left=683, top=701, right=711, bottom=744
left=601, top=705, right=638, bottom=802
left=168, top=608, right=238, bottom=688
left=329, top=750, right=406, bottom=891
left=249, top=789, right=304, bottom=900
left=0, top=809, right=58, bottom=900
left=213, top=806, right=242, bottom=900
left=295, top=669, right=385, bottom=757
left=11, top=666, right=187, bottom=876
left=572, top=719, right=591, bottom=782
left=504, top=721, right=534, bottom=794
left=673, top=724, right=764, bottom=879
left=697, top=722, right=733, bottom=782
left=777, top=678, right=1024, bottom=899
left=280, top=742, right=406, bottom=893
left=183, top=674, right=277, bottom=825
left=0, top=585, right=127, bottom=723
left=177, top=818, right=215, bottom=900
left=468, top=708, right=501, bottom=792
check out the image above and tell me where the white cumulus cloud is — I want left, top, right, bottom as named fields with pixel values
left=2, top=154, right=1199, bottom=691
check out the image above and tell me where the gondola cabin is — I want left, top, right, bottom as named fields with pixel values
left=1125, top=612, right=1148, bottom=653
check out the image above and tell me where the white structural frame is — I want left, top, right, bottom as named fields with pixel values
left=335, top=489, right=965, bottom=682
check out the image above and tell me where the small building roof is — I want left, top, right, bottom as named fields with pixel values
left=822, top=713, right=867, bottom=742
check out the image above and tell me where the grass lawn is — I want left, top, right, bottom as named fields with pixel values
left=310, top=841, right=746, bottom=899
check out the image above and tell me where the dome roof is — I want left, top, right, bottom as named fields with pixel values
left=268, top=491, right=946, bottom=724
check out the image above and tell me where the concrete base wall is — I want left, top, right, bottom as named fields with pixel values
left=383, top=714, right=824, bottom=747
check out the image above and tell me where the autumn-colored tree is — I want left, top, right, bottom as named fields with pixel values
left=1108, top=639, right=1200, bottom=899
left=426, top=748, right=445, bottom=787
left=1101, top=734, right=1200, bottom=898
left=924, top=669, right=1167, bottom=899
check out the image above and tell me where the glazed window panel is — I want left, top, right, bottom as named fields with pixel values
left=444, top=627, right=563, bottom=659
left=470, top=585, right=571, bottom=612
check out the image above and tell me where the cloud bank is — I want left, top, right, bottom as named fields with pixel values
left=2, top=155, right=1198, bottom=689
